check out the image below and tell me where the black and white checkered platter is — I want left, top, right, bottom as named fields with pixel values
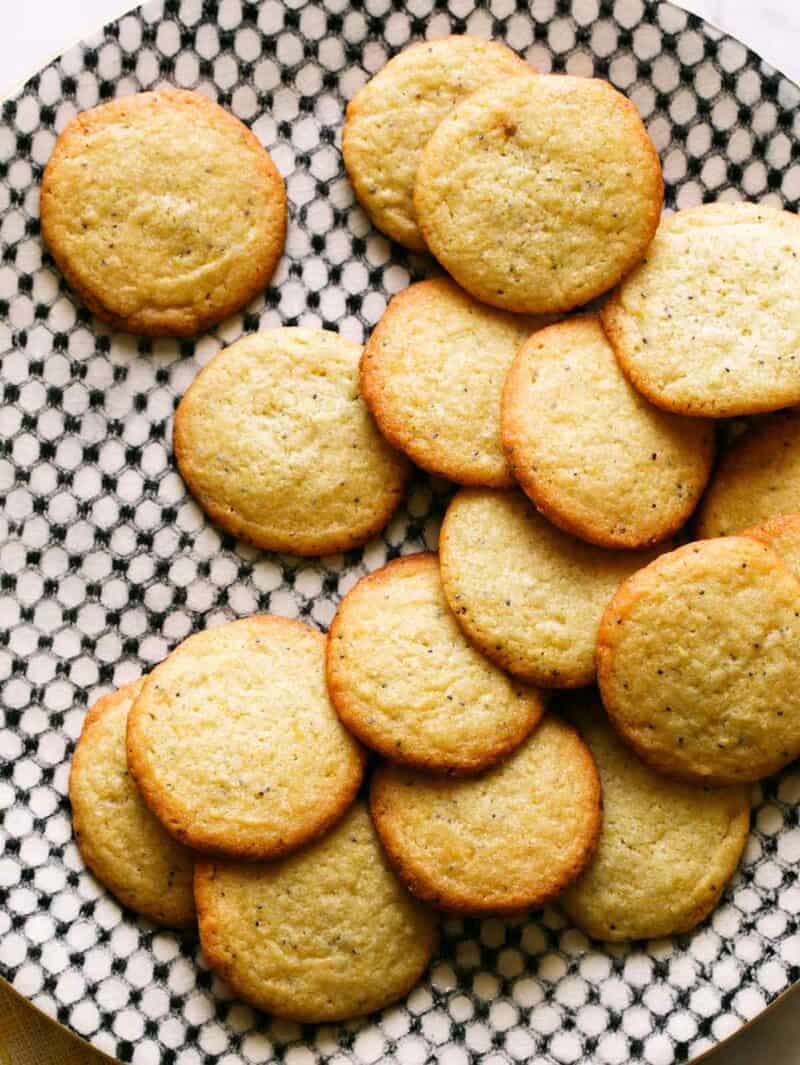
left=1, top=0, right=800, bottom=1062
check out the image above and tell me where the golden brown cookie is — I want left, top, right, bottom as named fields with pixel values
left=361, top=278, right=549, bottom=487
left=342, top=36, right=531, bottom=251
left=414, top=74, right=662, bottom=314
left=370, top=714, right=602, bottom=913
left=560, top=691, right=750, bottom=941
left=696, top=414, right=800, bottom=538
left=597, top=537, right=800, bottom=786
left=744, top=513, right=800, bottom=578
left=195, top=802, right=438, bottom=1021
left=69, top=679, right=195, bottom=927
left=127, top=616, right=364, bottom=860
left=40, top=87, right=286, bottom=336
left=602, top=203, right=800, bottom=417
left=173, top=327, right=409, bottom=556
left=439, top=488, right=666, bottom=687
left=501, top=316, right=713, bottom=548
left=326, top=553, right=545, bottom=773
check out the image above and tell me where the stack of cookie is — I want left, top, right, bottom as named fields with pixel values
left=56, top=35, right=800, bottom=1024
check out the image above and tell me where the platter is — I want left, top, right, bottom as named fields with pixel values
left=1, top=0, right=799, bottom=1062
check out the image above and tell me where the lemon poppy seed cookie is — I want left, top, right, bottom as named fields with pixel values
left=439, top=488, right=666, bottom=687
left=361, top=278, right=550, bottom=487
left=174, top=328, right=409, bottom=556
left=327, top=553, right=545, bottom=773
left=195, top=803, right=438, bottom=1021
left=501, top=316, right=713, bottom=548
left=41, top=87, right=286, bottom=336
left=602, top=203, right=800, bottom=417
left=414, top=75, right=663, bottom=314
left=127, top=617, right=364, bottom=860
left=696, top=414, right=800, bottom=538
left=342, top=36, right=532, bottom=251
left=597, top=538, right=800, bottom=786
left=560, top=692, right=750, bottom=942
left=370, top=715, right=602, bottom=914
left=69, top=679, right=195, bottom=927
left=744, top=513, right=800, bottom=578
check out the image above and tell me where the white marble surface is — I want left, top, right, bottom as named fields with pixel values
left=679, top=0, right=800, bottom=85
left=0, top=2, right=799, bottom=1064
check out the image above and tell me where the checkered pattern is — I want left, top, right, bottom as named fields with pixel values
left=1, top=0, right=800, bottom=1062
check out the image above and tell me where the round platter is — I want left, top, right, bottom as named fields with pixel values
left=1, top=1, right=800, bottom=1063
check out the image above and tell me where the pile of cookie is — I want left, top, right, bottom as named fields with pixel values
left=55, top=36, right=800, bottom=1023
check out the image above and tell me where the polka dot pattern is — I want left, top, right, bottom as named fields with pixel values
left=1, top=0, right=800, bottom=1062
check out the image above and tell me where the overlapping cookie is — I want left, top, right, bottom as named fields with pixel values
left=127, top=616, right=364, bottom=859
left=327, top=553, right=545, bottom=773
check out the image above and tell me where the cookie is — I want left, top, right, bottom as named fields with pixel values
left=195, top=802, right=438, bottom=1021
left=69, top=679, right=195, bottom=927
left=326, top=553, right=545, bottom=773
left=602, top=203, right=800, bottom=417
left=174, top=327, right=409, bottom=556
left=370, top=714, right=602, bottom=913
left=40, top=87, right=286, bottom=336
left=414, top=74, right=662, bottom=314
left=342, top=36, right=531, bottom=251
left=361, top=278, right=549, bottom=487
left=696, top=414, right=800, bottom=538
left=597, top=537, right=800, bottom=786
left=439, top=488, right=666, bottom=687
left=127, top=616, right=364, bottom=859
left=560, top=692, right=750, bottom=941
left=501, top=316, right=713, bottom=548
left=744, top=513, right=800, bottom=578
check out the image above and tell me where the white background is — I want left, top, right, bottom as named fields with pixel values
left=1, top=2, right=800, bottom=1064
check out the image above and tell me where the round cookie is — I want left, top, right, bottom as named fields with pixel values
left=326, top=553, right=545, bottom=773
left=342, top=36, right=532, bottom=251
left=560, top=692, right=750, bottom=942
left=40, top=87, right=286, bottom=336
left=370, top=714, right=602, bottom=913
left=597, top=537, right=800, bottom=786
left=127, top=616, right=364, bottom=860
left=439, top=488, right=666, bottom=687
left=696, top=414, right=800, bottom=538
left=744, top=513, right=800, bottom=578
left=69, top=679, right=195, bottom=927
left=602, top=203, right=800, bottom=417
left=195, top=802, right=438, bottom=1021
left=414, top=74, right=662, bottom=314
left=361, top=278, right=549, bottom=487
left=501, top=316, right=713, bottom=548
left=174, top=327, right=409, bottom=556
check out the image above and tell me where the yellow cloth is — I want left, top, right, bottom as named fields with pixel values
left=0, top=978, right=113, bottom=1064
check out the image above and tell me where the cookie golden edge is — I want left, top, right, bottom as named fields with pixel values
left=40, top=87, right=287, bottom=337
left=501, top=318, right=715, bottom=549
left=600, top=205, right=800, bottom=418
left=413, top=77, right=664, bottom=315
left=595, top=537, right=796, bottom=786
left=326, top=552, right=546, bottom=774
left=439, top=491, right=596, bottom=687
left=193, top=859, right=439, bottom=1022
left=368, top=716, right=603, bottom=914
left=743, top=512, right=800, bottom=565
left=69, top=679, right=196, bottom=928
left=360, top=278, right=516, bottom=489
left=694, top=413, right=800, bottom=539
left=126, top=615, right=366, bottom=860
left=341, top=36, right=533, bottom=252
left=558, top=693, right=751, bottom=941
left=173, top=339, right=410, bottom=557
